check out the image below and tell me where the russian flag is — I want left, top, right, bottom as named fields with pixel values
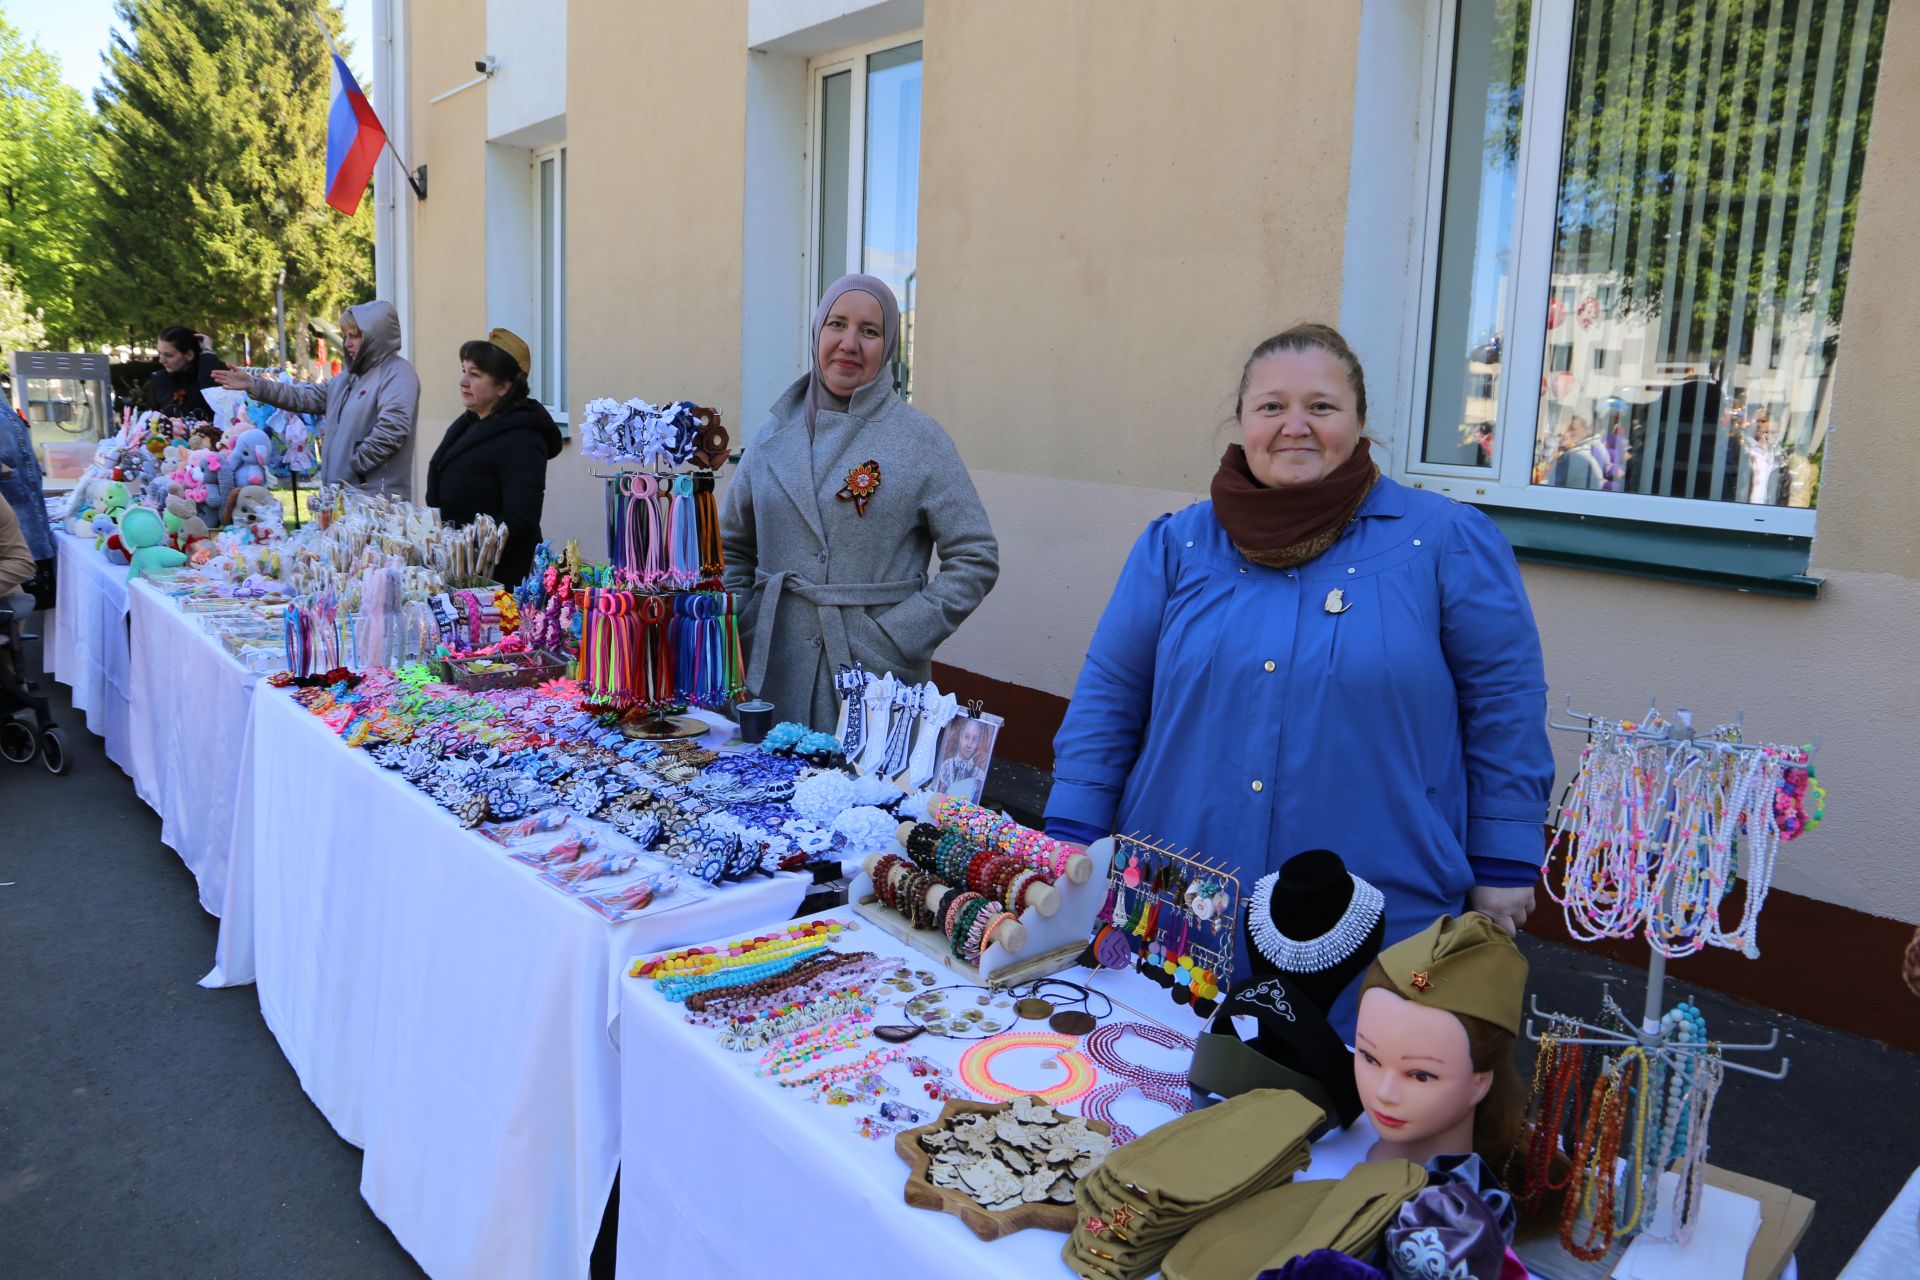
left=325, top=50, right=386, bottom=216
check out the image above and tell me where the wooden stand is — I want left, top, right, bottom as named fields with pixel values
left=849, top=838, right=1114, bottom=984
left=895, top=1099, right=1113, bottom=1240
left=893, top=819, right=1095, bottom=886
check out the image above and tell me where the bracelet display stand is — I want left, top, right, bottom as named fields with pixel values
left=850, top=837, right=1114, bottom=986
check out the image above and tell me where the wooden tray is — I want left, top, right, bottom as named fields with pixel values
left=895, top=1098, right=1112, bottom=1241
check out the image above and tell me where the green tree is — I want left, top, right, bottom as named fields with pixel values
left=0, top=18, right=94, bottom=348
left=82, top=0, right=373, bottom=352
left=1543, top=0, right=1888, bottom=353
left=0, top=260, right=49, bottom=352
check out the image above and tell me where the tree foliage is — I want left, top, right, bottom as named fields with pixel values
left=0, top=17, right=93, bottom=348
left=0, top=260, right=49, bottom=352
left=1536, top=0, right=1888, bottom=355
left=82, top=0, right=373, bottom=350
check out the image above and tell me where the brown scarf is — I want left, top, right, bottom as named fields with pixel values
left=1210, top=443, right=1380, bottom=568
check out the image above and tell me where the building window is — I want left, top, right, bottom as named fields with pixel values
left=1413, top=0, right=1888, bottom=533
left=534, top=145, right=567, bottom=422
left=810, top=37, right=922, bottom=399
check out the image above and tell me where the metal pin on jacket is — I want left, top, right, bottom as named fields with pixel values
left=1324, top=588, right=1353, bottom=614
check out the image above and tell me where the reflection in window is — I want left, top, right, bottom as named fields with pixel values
left=816, top=70, right=852, bottom=299
left=1533, top=0, right=1888, bottom=507
left=864, top=42, right=922, bottom=399
left=1424, top=0, right=1529, bottom=467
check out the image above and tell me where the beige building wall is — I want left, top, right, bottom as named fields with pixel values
left=404, top=0, right=490, bottom=485
left=1511, top=1, right=1920, bottom=925
left=549, top=0, right=751, bottom=553
left=402, top=0, right=1918, bottom=924
left=917, top=0, right=1364, bottom=691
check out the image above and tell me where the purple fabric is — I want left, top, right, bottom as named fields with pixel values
left=1424, top=1152, right=1517, bottom=1243
left=1257, top=1248, right=1388, bottom=1280
left=1384, top=1184, right=1507, bottom=1280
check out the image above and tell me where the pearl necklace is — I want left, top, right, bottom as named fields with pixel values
left=1246, top=872, right=1383, bottom=973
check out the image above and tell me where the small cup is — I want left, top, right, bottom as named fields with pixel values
left=735, top=700, right=776, bottom=745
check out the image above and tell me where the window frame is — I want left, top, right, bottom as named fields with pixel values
left=803, top=29, right=924, bottom=380
left=1403, top=0, right=1821, bottom=539
left=532, top=142, right=568, bottom=426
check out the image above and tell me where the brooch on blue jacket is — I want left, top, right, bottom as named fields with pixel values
left=1324, top=588, right=1353, bottom=615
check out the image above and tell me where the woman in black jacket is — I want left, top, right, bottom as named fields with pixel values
left=144, top=326, right=228, bottom=420
left=425, top=328, right=564, bottom=587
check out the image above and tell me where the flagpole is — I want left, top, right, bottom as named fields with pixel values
left=315, top=8, right=426, bottom=201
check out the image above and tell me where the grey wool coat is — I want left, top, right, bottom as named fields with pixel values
left=722, top=373, right=1000, bottom=731
left=243, top=300, right=420, bottom=500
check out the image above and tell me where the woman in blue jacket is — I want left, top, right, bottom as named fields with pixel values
left=1044, top=324, right=1553, bottom=1030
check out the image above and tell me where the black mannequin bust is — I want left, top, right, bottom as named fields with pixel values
left=1246, top=849, right=1385, bottom=1013
left=1186, top=850, right=1382, bottom=1130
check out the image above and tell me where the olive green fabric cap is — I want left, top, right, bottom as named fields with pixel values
left=1061, top=1089, right=1323, bottom=1280
left=1160, top=1158, right=1428, bottom=1280
left=1373, top=912, right=1527, bottom=1037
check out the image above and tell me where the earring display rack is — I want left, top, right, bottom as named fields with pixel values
left=1086, top=832, right=1240, bottom=1015
left=850, top=838, right=1114, bottom=987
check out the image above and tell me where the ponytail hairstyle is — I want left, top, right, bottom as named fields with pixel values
left=158, top=325, right=203, bottom=364
left=459, top=339, right=531, bottom=406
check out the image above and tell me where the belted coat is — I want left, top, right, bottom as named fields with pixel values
left=720, top=372, right=999, bottom=730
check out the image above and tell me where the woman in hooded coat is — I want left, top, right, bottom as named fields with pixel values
left=212, top=300, right=421, bottom=499
left=721, top=273, right=999, bottom=731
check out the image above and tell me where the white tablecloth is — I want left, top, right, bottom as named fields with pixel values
left=207, top=687, right=810, bottom=1280
left=1839, top=1164, right=1920, bottom=1279
left=615, top=909, right=1377, bottom=1280
left=126, top=580, right=263, bottom=916
left=49, top=530, right=134, bottom=771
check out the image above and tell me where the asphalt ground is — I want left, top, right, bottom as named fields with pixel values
left=1, top=678, right=1911, bottom=1277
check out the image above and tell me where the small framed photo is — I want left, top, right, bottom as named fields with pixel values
left=930, top=713, right=1002, bottom=804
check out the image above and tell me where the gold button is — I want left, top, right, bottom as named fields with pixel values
left=1251, top=780, right=1264, bottom=793
left=1263, top=660, right=1276, bottom=673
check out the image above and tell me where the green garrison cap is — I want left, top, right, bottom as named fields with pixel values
left=1374, top=913, right=1528, bottom=1037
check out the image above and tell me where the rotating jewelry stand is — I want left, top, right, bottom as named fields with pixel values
left=1525, top=695, right=1818, bottom=1080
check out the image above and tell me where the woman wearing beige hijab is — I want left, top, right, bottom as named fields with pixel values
left=722, top=273, right=999, bottom=730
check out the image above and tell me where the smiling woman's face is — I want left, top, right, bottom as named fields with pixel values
left=817, top=289, right=886, bottom=398
left=1237, top=347, right=1364, bottom=487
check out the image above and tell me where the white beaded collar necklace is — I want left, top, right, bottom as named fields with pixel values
left=1248, top=872, right=1385, bottom=973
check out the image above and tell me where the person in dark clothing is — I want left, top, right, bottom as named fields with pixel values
left=424, top=328, right=563, bottom=588
left=145, top=326, right=228, bottom=420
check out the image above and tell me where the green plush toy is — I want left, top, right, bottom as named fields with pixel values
left=93, top=481, right=132, bottom=548
left=119, top=506, right=187, bottom=581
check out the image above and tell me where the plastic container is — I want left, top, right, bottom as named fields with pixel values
left=39, top=440, right=96, bottom=480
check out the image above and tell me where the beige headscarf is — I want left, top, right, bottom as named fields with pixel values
left=805, top=272, right=901, bottom=437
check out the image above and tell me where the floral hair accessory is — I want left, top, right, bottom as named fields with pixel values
left=837, top=460, right=881, bottom=516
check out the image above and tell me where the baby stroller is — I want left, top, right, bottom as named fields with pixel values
left=0, top=591, right=70, bottom=773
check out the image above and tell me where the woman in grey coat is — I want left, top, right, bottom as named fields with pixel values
left=211, top=300, right=420, bottom=500
left=723, top=273, right=999, bottom=731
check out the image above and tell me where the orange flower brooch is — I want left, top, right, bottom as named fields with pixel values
left=838, top=460, right=882, bottom=516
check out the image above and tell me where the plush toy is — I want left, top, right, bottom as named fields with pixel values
left=228, top=484, right=285, bottom=541
left=119, top=506, right=187, bottom=581
left=228, top=427, right=273, bottom=488
left=99, top=481, right=131, bottom=519
left=93, top=513, right=124, bottom=559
